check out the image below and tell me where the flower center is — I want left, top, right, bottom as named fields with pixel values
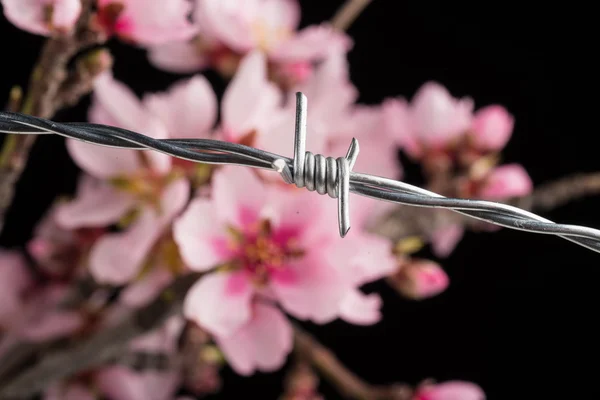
left=229, top=220, right=304, bottom=285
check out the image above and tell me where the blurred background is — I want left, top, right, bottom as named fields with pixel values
left=1, top=1, right=598, bottom=399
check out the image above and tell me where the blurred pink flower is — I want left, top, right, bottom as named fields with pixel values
left=15, top=284, right=84, bottom=341
left=390, top=259, right=449, bottom=300
left=149, top=0, right=351, bottom=80
left=430, top=224, right=465, bottom=258
left=261, top=48, right=356, bottom=160
left=215, top=302, right=292, bottom=376
left=216, top=51, right=283, bottom=145
left=89, top=178, right=189, bottom=284
left=58, top=73, right=206, bottom=284
left=0, top=250, right=32, bottom=329
left=45, top=383, right=95, bottom=400
left=96, top=0, right=197, bottom=46
left=28, top=202, right=82, bottom=278
left=175, top=166, right=395, bottom=339
left=1, top=0, right=81, bottom=36
left=477, top=164, right=533, bottom=200
left=95, top=317, right=184, bottom=400
left=395, top=82, right=474, bottom=158
left=470, top=105, right=515, bottom=152
left=413, top=381, right=485, bottom=400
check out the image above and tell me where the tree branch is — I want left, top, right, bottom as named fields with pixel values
left=294, top=327, right=412, bottom=400
left=331, top=0, right=373, bottom=31
left=0, top=0, right=105, bottom=234
left=0, top=272, right=202, bottom=399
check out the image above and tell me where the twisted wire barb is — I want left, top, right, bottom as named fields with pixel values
left=1, top=92, right=600, bottom=253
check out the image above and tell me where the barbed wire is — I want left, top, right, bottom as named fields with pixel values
left=1, top=92, right=600, bottom=254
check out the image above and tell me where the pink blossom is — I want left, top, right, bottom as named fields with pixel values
left=391, top=259, right=449, bottom=300
left=261, top=49, right=356, bottom=160
left=58, top=73, right=223, bottom=283
left=470, top=105, right=514, bottom=151
left=430, top=224, right=465, bottom=258
left=1, top=0, right=81, bottom=36
left=0, top=250, right=32, bottom=329
left=400, top=82, right=474, bottom=158
left=218, top=51, right=283, bottom=145
left=175, top=166, right=394, bottom=340
left=477, top=164, right=533, bottom=200
left=45, top=383, right=95, bottom=400
left=215, top=302, right=293, bottom=376
left=149, top=0, right=351, bottom=80
left=413, top=381, right=485, bottom=400
left=89, top=178, right=189, bottom=284
left=96, top=0, right=197, bottom=46
left=15, top=284, right=84, bottom=341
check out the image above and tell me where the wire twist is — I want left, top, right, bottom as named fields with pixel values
left=2, top=92, right=600, bottom=254
left=272, top=93, right=358, bottom=236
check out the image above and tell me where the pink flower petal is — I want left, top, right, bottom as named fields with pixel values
left=144, top=76, right=217, bottom=139
left=471, top=105, right=514, bottom=151
left=271, top=24, right=352, bottom=62
left=95, top=366, right=181, bottom=400
left=183, top=271, right=254, bottom=337
left=1, top=0, right=81, bottom=36
left=430, top=224, right=465, bottom=258
left=89, top=179, right=190, bottom=284
left=414, top=381, right=485, bottom=400
left=215, top=303, right=292, bottom=376
left=120, top=268, right=174, bottom=308
left=18, top=285, right=84, bottom=341
left=101, top=0, right=198, bottom=46
left=0, top=250, right=32, bottom=327
left=55, top=174, right=135, bottom=229
left=382, top=97, right=411, bottom=147
left=212, top=166, right=267, bottom=228
left=195, top=0, right=300, bottom=54
left=339, top=289, right=382, bottom=325
left=66, top=139, right=141, bottom=180
left=270, top=252, right=349, bottom=324
left=52, top=0, right=81, bottom=31
left=90, top=72, right=171, bottom=174
left=173, top=198, right=230, bottom=271
left=130, top=315, right=183, bottom=353
left=326, top=232, right=396, bottom=286
left=477, top=164, right=533, bottom=200
left=148, top=41, right=209, bottom=74
left=45, top=383, right=95, bottom=400
left=221, top=51, right=282, bottom=139
left=410, top=81, right=474, bottom=147
left=392, top=260, right=449, bottom=300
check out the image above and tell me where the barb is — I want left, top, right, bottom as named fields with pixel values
left=1, top=92, right=600, bottom=254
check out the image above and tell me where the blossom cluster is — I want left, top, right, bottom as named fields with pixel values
left=0, top=0, right=531, bottom=399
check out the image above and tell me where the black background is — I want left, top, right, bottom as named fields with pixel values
left=1, top=1, right=599, bottom=399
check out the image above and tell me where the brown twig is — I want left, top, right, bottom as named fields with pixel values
left=331, top=0, right=374, bottom=31
left=0, top=0, right=105, bottom=234
left=294, top=327, right=412, bottom=400
left=0, top=272, right=202, bottom=399
left=512, top=172, right=600, bottom=212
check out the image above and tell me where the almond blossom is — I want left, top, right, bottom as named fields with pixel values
left=0, top=0, right=81, bottom=36
left=388, top=259, right=449, bottom=300
left=174, top=166, right=395, bottom=373
left=149, top=0, right=351, bottom=84
left=96, top=0, right=197, bottom=46
left=56, top=72, right=195, bottom=284
left=413, top=381, right=486, bottom=400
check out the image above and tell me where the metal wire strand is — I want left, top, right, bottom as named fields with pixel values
left=1, top=92, right=600, bottom=254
